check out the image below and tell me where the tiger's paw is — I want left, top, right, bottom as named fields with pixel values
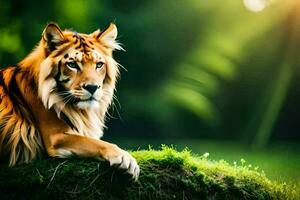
left=103, top=144, right=140, bottom=180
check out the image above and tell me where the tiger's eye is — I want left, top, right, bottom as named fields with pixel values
left=96, top=62, right=104, bottom=70
left=66, top=62, right=79, bottom=70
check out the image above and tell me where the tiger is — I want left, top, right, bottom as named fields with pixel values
left=0, top=22, right=139, bottom=179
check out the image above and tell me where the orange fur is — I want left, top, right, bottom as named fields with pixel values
left=0, top=23, right=139, bottom=179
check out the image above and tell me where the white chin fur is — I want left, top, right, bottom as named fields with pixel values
left=76, top=100, right=100, bottom=109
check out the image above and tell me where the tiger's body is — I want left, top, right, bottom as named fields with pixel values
left=0, top=23, right=139, bottom=179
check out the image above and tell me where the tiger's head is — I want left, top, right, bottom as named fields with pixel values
left=37, top=23, right=122, bottom=111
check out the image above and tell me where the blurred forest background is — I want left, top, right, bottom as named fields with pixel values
left=0, top=0, right=299, bottom=183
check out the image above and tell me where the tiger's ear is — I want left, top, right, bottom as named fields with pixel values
left=42, top=23, right=65, bottom=51
left=93, top=23, right=123, bottom=51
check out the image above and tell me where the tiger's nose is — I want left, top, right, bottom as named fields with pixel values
left=83, top=84, right=99, bottom=95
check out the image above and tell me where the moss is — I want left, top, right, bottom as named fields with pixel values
left=0, top=146, right=298, bottom=200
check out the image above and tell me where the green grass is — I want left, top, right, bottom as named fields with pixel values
left=113, top=139, right=300, bottom=184
left=0, top=146, right=299, bottom=199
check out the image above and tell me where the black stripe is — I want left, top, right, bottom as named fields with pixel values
left=60, top=112, right=78, bottom=132
left=8, top=67, right=27, bottom=115
left=54, top=60, right=62, bottom=81
left=0, top=70, right=4, bottom=81
left=6, top=67, right=37, bottom=125
left=54, top=60, right=69, bottom=92
left=75, top=43, right=82, bottom=49
left=96, top=24, right=111, bottom=39
left=0, top=70, right=8, bottom=103
left=0, top=70, right=8, bottom=93
left=54, top=61, right=74, bottom=100
left=74, top=39, right=79, bottom=45
left=60, top=78, right=70, bottom=83
left=73, top=33, right=89, bottom=53
left=54, top=61, right=72, bottom=84
left=96, top=30, right=104, bottom=39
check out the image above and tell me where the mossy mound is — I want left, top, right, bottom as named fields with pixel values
left=0, top=146, right=298, bottom=200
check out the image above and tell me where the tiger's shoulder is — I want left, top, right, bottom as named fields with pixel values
left=0, top=65, right=43, bottom=166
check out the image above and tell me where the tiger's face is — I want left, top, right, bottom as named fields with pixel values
left=39, top=23, right=122, bottom=110
left=56, top=45, right=107, bottom=109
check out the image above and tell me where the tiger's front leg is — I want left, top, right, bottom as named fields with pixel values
left=45, top=133, right=140, bottom=180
